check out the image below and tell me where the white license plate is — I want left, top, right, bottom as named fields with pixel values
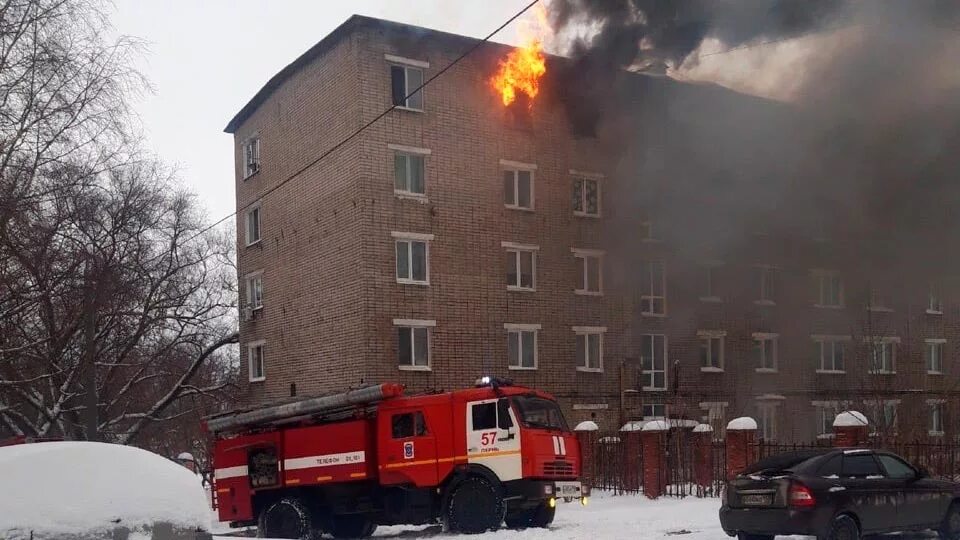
left=555, top=481, right=582, bottom=498
left=741, top=494, right=772, bottom=506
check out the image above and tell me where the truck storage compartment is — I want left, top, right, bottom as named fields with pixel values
left=282, top=419, right=376, bottom=486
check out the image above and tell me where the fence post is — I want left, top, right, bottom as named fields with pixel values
left=574, top=421, right=599, bottom=490
left=833, top=410, right=869, bottom=447
left=642, top=420, right=669, bottom=499
left=726, top=417, right=758, bottom=480
left=621, top=422, right=643, bottom=492
left=693, top=424, right=714, bottom=488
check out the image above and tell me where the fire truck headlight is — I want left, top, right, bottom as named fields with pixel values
left=548, top=497, right=556, bottom=508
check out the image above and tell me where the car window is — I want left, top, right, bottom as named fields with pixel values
left=818, top=454, right=842, bottom=477
left=472, top=402, right=497, bottom=430
left=842, top=454, right=883, bottom=478
left=392, top=411, right=428, bottom=439
left=878, top=455, right=916, bottom=479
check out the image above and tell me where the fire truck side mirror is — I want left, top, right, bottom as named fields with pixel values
left=497, top=398, right=514, bottom=430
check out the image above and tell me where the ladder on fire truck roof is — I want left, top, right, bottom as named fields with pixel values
left=204, top=383, right=404, bottom=435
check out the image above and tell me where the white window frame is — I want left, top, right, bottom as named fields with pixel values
left=866, top=337, right=899, bottom=375
left=928, top=399, right=946, bottom=436
left=639, top=260, right=666, bottom=315
left=245, top=270, right=263, bottom=311
left=574, top=326, right=605, bottom=373
left=504, top=323, right=540, bottom=370
left=642, top=403, right=666, bottom=420
left=813, top=270, right=844, bottom=308
left=700, top=262, right=722, bottom=303
left=755, top=265, right=776, bottom=305
left=389, top=144, right=430, bottom=199
left=571, top=170, right=602, bottom=218
left=572, top=248, right=604, bottom=296
left=928, top=287, right=944, bottom=315
left=243, top=135, right=260, bottom=179
left=245, top=201, right=262, bottom=246
left=501, top=160, right=536, bottom=211
left=394, top=318, right=435, bottom=371
left=247, top=340, right=266, bottom=382
left=926, top=339, right=946, bottom=375
left=386, top=54, right=428, bottom=112
left=753, top=332, right=778, bottom=373
left=639, top=220, right=658, bottom=242
left=640, top=334, right=668, bottom=391
left=813, top=335, right=850, bottom=373
left=392, top=231, right=433, bottom=285
left=698, top=330, right=725, bottom=372
left=700, top=402, right=728, bottom=439
left=756, top=397, right=783, bottom=441
left=502, top=242, right=538, bottom=292
left=864, top=399, right=899, bottom=433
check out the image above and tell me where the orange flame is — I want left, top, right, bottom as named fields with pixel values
left=490, top=39, right=547, bottom=107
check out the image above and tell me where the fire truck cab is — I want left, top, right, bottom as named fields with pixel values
left=209, top=378, right=585, bottom=538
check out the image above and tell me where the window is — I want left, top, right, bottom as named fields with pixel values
left=503, top=243, right=536, bottom=291
left=393, top=232, right=432, bottom=285
left=878, top=455, right=915, bottom=480
left=503, top=165, right=534, bottom=210
left=505, top=324, right=538, bottom=370
left=842, top=454, right=882, bottom=478
left=245, top=272, right=263, bottom=310
left=642, top=404, right=666, bottom=420
left=701, top=402, right=727, bottom=439
left=392, top=412, right=428, bottom=439
left=641, top=334, right=667, bottom=390
left=868, top=338, right=897, bottom=374
left=814, top=402, right=848, bottom=438
left=246, top=203, right=261, bottom=246
left=248, top=341, right=265, bottom=382
left=472, top=402, right=497, bottom=430
left=930, top=401, right=945, bottom=435
left=572, top=176, right=600, bottom=217
left=575, top=327, right=604, bottom=372
left=394, top=152, right=425, bottom=195
left=928, top=287, right=943, bottom=314
left=640, top=221, right=656, bottom=241
left=927, top=340, right=945, bottom=374
left=754, top=334, right=778, bottom=372
left=640, top=261, right=666, bottom=314
left=815, top=336, right=847, bottom=372
left=756, top=266, right=775, bottom=304
left=699, top=332, right=724, bottom=371
left=757, top=401, right=778, bottom=440
left=243, top=136, right=260, bottom=179
left=573, top=249, right=603, bottom=295
left=868, top=286, right=892, bottom=311
left=866, top=400, right=898, bottom=432
left=389, top=58, right=425, bottom=110
left=701, top=264, right=721, bottom=301
left=394, top=319, right=434, bottom=370
left=815, top=271, right=843, bottom=307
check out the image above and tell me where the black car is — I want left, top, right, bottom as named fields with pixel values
left=720, top=448, right=960, bottom=540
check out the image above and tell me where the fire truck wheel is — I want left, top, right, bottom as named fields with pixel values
left=328, top=515, right=377, bottom=539
left=258, top=497, right=317, bottom=540
left=446, top=476, right=505, bottom=534
left=505, top=502, right=556, bottom=529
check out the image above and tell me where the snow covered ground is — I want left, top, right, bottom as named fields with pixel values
left=214, top=493, right=728, bottom=540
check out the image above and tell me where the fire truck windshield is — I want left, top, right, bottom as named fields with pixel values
left=511, top=396, right=569, bottom=432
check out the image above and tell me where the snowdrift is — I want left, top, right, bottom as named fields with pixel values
left=0, top=441, right=210, bottom=539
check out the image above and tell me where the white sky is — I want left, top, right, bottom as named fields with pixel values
left=110, top=1, right=804, bottom=222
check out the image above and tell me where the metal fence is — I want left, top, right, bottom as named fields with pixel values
left=589, top=434, right=643, bottom=495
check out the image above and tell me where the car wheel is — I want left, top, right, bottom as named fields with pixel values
left=505, top=502, right=556, bottom=529
left=258, top=497, right=317, bottom=540
left=737, top=533, right=774, bottom=540
left=939, top=503, right=960, bottom=540
left=446, top=476, right=505, bottom=534
left=821, top=515, right=860, bottom=540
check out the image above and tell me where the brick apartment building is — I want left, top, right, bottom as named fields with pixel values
left=227, top=15, right=960, bottom=442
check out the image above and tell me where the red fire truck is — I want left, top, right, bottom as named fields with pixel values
left=207, top=377, right=586, bottom=538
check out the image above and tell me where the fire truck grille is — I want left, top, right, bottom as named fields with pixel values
left=542, top=460, right=574, bottom=477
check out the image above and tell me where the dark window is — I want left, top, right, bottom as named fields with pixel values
left=391, top=65, right=406, bottom=106
left=390, top=64, right=424, bottom=110
left=392, top=411, right=428, bottom=439
left=472, top=402, right=497, bottom=430
left=818, top=454, right=842, bottom=477
left=842, top=454, right=882, bottom=477
left=878, top=455, right=915, bottom=479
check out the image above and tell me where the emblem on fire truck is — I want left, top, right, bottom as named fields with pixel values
left=403, top=441, right=414, bottom=460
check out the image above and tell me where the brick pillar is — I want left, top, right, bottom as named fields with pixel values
left=693, top=424, right=714, bottom=488
left=833, top=411, right=869, bottom=447
left=642, top=420, right=668, bottom=499
left=574, top=421, right=599, bottom=489
left=622, top=427, right=642, bottom=492
left=726, top=417, right=758, bottom=480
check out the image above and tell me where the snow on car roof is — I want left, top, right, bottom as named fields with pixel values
left=0, top=441, right=209, bottom=539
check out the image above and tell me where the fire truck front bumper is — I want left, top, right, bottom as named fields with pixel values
left=505, top=480, right=590, bottom=507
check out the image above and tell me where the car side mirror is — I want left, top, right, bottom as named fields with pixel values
left=497, top=398, right=513, bottom=430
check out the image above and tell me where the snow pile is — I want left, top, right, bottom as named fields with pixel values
left=574, top=421, right=600, bottom=431
left=642, top=420, right=669, bottom=432
left=833, top=410, right=869, bottom=427
left=620, top=421, right=646, bottom=432
left=0, top=441, right=210, bottom=539
left=693, top=424, right=714, bottom=433
left=727, top=417, right=758, bottom=431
